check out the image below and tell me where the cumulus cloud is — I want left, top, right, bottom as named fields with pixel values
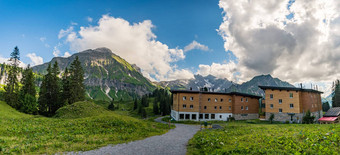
left=63, top=51, right=71, bottom=58
left=218, top=0, right=340, bottom=95
left=59, top=15, right=186, bottom=81
left=26, top=53, right=43, bottom=66
left=197, top=62, right=238, bottom=81
left=53, top=45, right=61, bottom=57
left=58, top=27, right=74, bottom=39
left=184, top=40, right=210, bottom=52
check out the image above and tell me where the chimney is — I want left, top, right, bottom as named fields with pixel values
left=300, top=83, right=303, bottom=89
left=190, top=87, right=192, bottom=91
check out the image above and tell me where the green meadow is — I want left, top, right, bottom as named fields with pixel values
left=188, top=121, right=340, bottom=154
left=0, top=101, right=170, bottom=154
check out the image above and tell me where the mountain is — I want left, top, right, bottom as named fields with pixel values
left=32, top=47, right=155, bottom=101
left=160, top=74, right=294, bottom=97
left=159, top=74, right=234, bottom=92
left=226, top=74, right=295, bottom=96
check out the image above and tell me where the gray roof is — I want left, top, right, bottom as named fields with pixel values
left=324, top=107, right=340, bottom=117
left=258, top=85, right=323, bottom=94
left=170, top=90, right=262, bottom=99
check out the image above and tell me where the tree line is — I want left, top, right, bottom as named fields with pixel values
left=3, top=46, right=85, bottom=116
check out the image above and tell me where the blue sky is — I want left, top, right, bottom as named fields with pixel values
left=0, top=0, right=228, bottom=73
left=1, top=0, right=340, bottom=97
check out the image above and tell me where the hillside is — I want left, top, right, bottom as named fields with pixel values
left=32, top=48, right=155, bottom=101
left=0, top=100, right=170, bottom=154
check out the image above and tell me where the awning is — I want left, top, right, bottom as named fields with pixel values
left=318, top=117, right=338, bottom=122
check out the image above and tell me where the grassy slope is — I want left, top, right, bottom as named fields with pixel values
left=0, top=101, right=170, bottom=154
left=188, top=121, right=340, bottom=154
left=54, top=101, right=112, bottom=119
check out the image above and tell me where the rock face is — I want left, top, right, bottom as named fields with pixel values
left=158, top=74, right=234, bottom=92
left=32, top=47, right=155, bottom=101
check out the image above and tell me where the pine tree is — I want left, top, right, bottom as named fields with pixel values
left=133, top=98, right=138, bottom=110
left=332, top=80, right=340, bottom=107
left=322, top=102, right=330, bottom=112
left=108, top=99, right=115, bottom=111
left=19, top=65, right=37, bottom=114
left=69, top=56, right=85, bottom=104
left=153, top=99, right=159, bottom=115
left=61, top=68, right=71, bottom=105
left=50, top=61, right=62, bottom=113
left=4, top=46, right=20, bottom=109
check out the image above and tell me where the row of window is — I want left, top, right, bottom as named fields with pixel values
left=269, top=93, right=294, bottom=99
left=182, top=96, right=249, bottom=102
left=182, top=104, right=233, bottom=110
left=179, top=113, right=230, bottom=120
left=270, top=103, right=294, bottom=108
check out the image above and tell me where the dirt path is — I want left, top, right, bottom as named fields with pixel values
left=68, top=117, right=200, bottom=155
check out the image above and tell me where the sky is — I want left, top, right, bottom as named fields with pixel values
left=0, top=0, right=340, bottom=97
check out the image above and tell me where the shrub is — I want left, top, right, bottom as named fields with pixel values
left=269, top=114, right=275, bottom=124
left=303, top=110, right=315, bottom=124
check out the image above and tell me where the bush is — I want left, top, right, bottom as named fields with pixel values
left=228, top=117, right=235, bottom=122
left=303, top=110, right=315, bottom=124
left=269, top=114, right=275, bottom=124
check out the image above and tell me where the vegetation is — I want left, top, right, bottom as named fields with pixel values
left=322, top=101, right=331, bottom=112
left=54, top=101, right=111, bottom=119
left=19, top=65, right=38, bottom=114
left=302, top=110, right=316, bottom=124
left=68, top=56, right=85, bottom=104
left=0, top=101, right=170, bottom=154
left=4, top=46, right=20, bottom=109
left=332, top=79, right=340, bottom=107
left=188, top=122, right=340, bottom=154
left=269, top=113, right=275, bottom=124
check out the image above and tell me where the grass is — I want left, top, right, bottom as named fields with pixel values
left=54, top=101, right=112, bottom=119
left=188, top=121, right=340, bottom=154
left=0, top=101, right=170, bottom=154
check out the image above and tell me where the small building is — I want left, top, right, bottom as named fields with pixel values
left=318, top=107, right=340, bottom=124
left=259, top=86, right=323, bottom=123
left=170, top=90, right=261, bottom=121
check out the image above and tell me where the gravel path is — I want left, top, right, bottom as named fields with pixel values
left=68, top=117, right=200, bottom=155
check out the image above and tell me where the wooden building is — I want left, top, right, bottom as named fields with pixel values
left=318, top=107, right=340, bottom=124
left=171, top=90, right=261, bottom=121
left=259, top=86, right=323, bottom=123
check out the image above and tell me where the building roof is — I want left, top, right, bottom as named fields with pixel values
left=323, top=107, right=340, bottom=117
left=258, top=86, right=323, bottom=94
left=318, top=117, right=338, bottom=122
left=170, top=90, right=262, bottom=99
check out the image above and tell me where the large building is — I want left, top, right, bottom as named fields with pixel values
left=259, top=86, right=323, bottom=123
left=171, top=90, right=261, bottom=121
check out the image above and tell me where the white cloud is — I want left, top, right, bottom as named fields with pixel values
left=0, top=55, right=26, bottom=68
left=197, top=62, right=238, bottom=81
left=184, top=40, right=210, bottom=52
left=63, top=51, right=71, bottom=58
left=87, top=17, right=93, bottom=22
left=59, top=15, right=186, bottom=81
left=26, top=53, right=43, bottom=66
left=218, top=0, right=340, bottom=96
left=167, top=69, right=194, bottom=81
left=58, top=27, right=74, bottom=39
left=53, top=46, right=61, bottom=57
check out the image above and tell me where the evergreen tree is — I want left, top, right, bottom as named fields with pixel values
left=153, top=99, right=159, bottom=115
left=108, top=99, right=115, bottom=111
left=61, top=68, right=71, bottom=105
left=4, top=46, right=20, bottom=108
left=303, top=110, right=315, bottom=124
left=322, top=102, right=330, bottom=112
left=50, top=61, right=62, bottom=113
left=140, top=106, right=147, bottom=118
left=69, top=56, right=85, bottom=104
left=133, top=98, right=138, bottom=110
left=19, top=65, right=37, bottom=114
left=332, top=80, right=340, bottom=107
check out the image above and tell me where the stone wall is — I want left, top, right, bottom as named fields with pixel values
left=266, top=110, right=323, bottom=123
left=233, top=113, right=258, bottom=120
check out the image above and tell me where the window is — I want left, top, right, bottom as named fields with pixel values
left=211, top=114, right=215, bottom=119
left=204, top=106, right=207, bottom=109
left=245, top=106, right=248, bottom=110
left=312, top=104, right=314, bottom=108
left=192, top=114, right=197, bottom=120
left=180, top=114, right=184, bottom=119
left=215, top=98, right=218, bottom=102
left=229, top=99, right=232, bottom=102
left=290, top=104, right=294, bottom=108
left=199, top=114, right=203, bottom=119
left=290, top=93, right=293, bottom=98
left=279, top=99, right=282, bottom=104
left=279, top=108, right=282, bottom=113
left=221, top=99, right=224, bottom=102
left=214, top=106, right=217, bottom=109
left=185, top=114, right=190, bottom=119
left=190, top=105, right=193, bottom=109
left=229, top=106, right=231, bottom=110
left=219, top=106, right=222, bottom=110
left=241, top=98, right=243, bottom=102
left=208, top=98, right=211, bottom=102
left=270, top=104, right=273, bottom=109
left=205, top=114, right=209, bottom=119
left=190, top=97, right=194, bottom=101
left=246, top=98, right=248, bottom=102
left=183, top=96, right=186, bottom=100
left=219, top=115, right=222, bottom=119
left=241, top=106, right=244, bottom=110
left=270, top=94, right=273, bottom=99
left=183, top=104, right=186, bottom=108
